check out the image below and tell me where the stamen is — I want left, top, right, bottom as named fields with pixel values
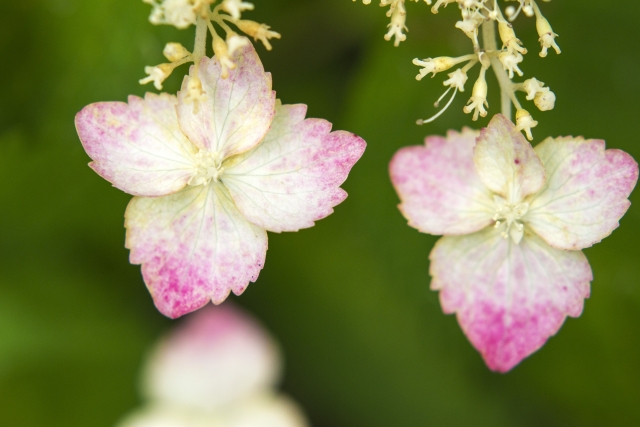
left=507, top=1, right=524, bottom=22
left=189, top=150, right=225, bottom=186
left=417, top=87, right=458, bottom=125
left=492, top=195, right=529, bottom=244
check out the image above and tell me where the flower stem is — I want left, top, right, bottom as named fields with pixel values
left=481, top=19, right=514, bottom=120
left=193, top=16, right=209, bottom=66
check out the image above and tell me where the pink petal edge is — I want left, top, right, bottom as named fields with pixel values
left=389, top=128, right=495, bottom=235
left=430, top=228, right=592, bottom=372
left=125, top=185, right=268, bottom=319
left=526, top=136, right=639, bottom=250
left=223, top=103, right=366, bottom=233
left=75, top=93, right=196, bottom=197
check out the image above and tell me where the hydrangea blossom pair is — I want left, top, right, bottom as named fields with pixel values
left=391, top=115, right=638, bottom=371
left=76, top=42, right=366, bottom=318
left=118, top=304, right=308, bottom=427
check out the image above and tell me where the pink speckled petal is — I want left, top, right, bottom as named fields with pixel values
left=526, top=137, right=638, bottom=250
left=474, top=115, right=545, bottom=203
left=222, top=103, right=366, bottom=233
left=176, top=43, right=275, bottom=157
left=125, top=185, right=267, bottom=319
left=389, top=128, right=495, bottom=235
left=76, top=93, right=197, bottom=197
left=144, top=305, right=280, bottom=411
left=430, top=228, right=592, bottom=372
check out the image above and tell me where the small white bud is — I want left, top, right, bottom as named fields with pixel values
left=463, top=67, right=489, bottom=121
left=443, top=69, right=468, bottom=91
left=534, top=88, right=556, bottom=111
left=384, top=3, right=408, bottom=47
left=413, top=57, right=458, bottom=80
left=523, top=5, right=534, bottom=17
left=523, top=78, right=545, bottom=100
left=235, top=20, right=281, bottom=50
left=184, top=76, right=207, bottom=113
left=163, top=42, right=191, bottom=62
left=139, top=64, right=174, bottom=90
left=516, top=109, right=538, bottom=141
left=536, top=15, right=561, bottom=57
left=505, top=6, right=516, bottom=19
left=226, top=34, right=250, bottom=56
left=221, top=0, right=255, bottom=20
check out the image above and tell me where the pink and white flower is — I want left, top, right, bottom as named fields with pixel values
left=76, top=43, right=366, bottom=319
left=390, top=115, right=638, bottom=372
left=117, top=304, right=308, bottom=427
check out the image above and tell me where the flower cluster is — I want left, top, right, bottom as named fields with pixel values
left=355, top=0, right=560, bottom=140
left=390, top=116, right=638, bottom=371
left=140, top=0, right=281, bottom=102
left=117, top=304, right=309, bottom=427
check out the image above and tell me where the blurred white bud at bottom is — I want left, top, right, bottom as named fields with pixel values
left=118, top=394, right=307, bottom=427
left=115, top=305, right=309, bottom=427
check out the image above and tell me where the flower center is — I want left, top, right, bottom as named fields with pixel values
left=188, top=150, right=225, bottom=186
left=492, top=195, right=529, bottom=244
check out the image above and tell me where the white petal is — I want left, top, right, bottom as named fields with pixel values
left=176, top=43, right=275, bottom=158
left=76, top=94, right=196, bottom=197
left=125, top=184, right=267, bottom=318
left=222, top=103, right=366, bottom=232
left=143, top=305, right=280, bottom=410
left=474, top=115, right=545, bottom=203
left=526, top=137, right=638, bottom=250
left=389, top=128, right=495, bottom=235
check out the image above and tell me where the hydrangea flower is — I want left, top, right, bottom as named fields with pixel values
left=76, top=43, right=366, bottom=319
left=117, top=304, right=308, bottom=427
left=390, top=115, right=638, bottom=372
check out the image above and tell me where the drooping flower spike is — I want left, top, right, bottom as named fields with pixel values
left=76, top=42, right=366, bottom=318
left=354, top=1, right=560, bottom=139
left=117, top=304, right=309, bottom=427
left=390, top=115, right=638, bottom=372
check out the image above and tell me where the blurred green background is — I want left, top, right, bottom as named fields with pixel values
left=1, top=0, right=640, bottom=426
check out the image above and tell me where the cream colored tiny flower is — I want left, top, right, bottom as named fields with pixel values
left=139, top=64, right=174, bottom=90
left=536, top=15, right=560, bottom=57
left=455, top=15, right=482, bottom=41
left=163, top=42, right=191, bottom=62
left=534, top=88, right=555, bottom=111
left=515, top=109, right=538, bottom=140
left=523, top=78, right=555, bottom=111
left=431, top=0, right=456, bottom=14
left=498, top=21, right=527, bottom=55
left=235, top=20, right=281, bottom=50
left=443, top=68, right=468, bottom=91
left=183, top=75, right=207, bottom=111
left=144, top=0, right=197, bottom=29
left=212, top=36, right=236, bottom=78
left=463, top=67, right=488, bottom=121
left=413, top=57, right=456, bottom=80
left=385, top=2, right=408, bottom=47
left=227, top=33, right=250, bottom=56
left=498, top=50, right=523, bottom=78
left=222, top=0, right=254, bottom=20
left=523, top=77, right=545, bottom=100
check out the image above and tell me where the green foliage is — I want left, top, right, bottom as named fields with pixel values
left=1, top=0, right=639, bottom=426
